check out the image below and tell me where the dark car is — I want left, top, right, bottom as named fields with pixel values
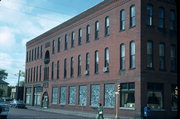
left=10, top=100, right=26, bottom=108
left=0, top=102, right=9, bottom=119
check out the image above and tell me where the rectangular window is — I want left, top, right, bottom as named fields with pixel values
left=60, top=87, right=66, bottom=105
left=28, top=69, right=30, bottom=83
left=71, top=32, right=75, bottom=48
left=52, top=88, right=58, bottom=104
left=159, top=43, right=165, bottom=70
left=79, top=86, right=87, bottom=106
left=104, top=84, right=115, bottom=107
left=78, top=29, right=82, bottom=45
left=32, top=49, right=34, bottom=61
left=37, top=47, right=39, bottom=59
left=130, top=5, right=136, bottom=27
left=36, top=66, right=38, bottom=82
left=25, top=88, right=31, bottom=104
left=33, top=67, right=36, bottom=82
left=86, top=25, right=90, bottom=43
left=31, top=68, right=33, bottom=82
left=170, top=45, right=176, bottom=72
left=51, top=62, right=54, bottom=80
left=95, top=51, right=99, bottom=74
left=52, top=40, right=55, bottom=54
left=147, top=83, right=164, bottom=109
left=39, top=65, right=42, bottom=81
left=26, top=52, right=28, bottom=63
left=170, top=10, right=176, bottom=30
left=95, top=21, right=99, bottom=40
left=34, top=87, right=41, bottom=105
left=147, top=41, right=153, bottom=68
left=58, top=38, right=60, bottom=52
left=105, top=16, right=110, bottom=36
left=69, top=86, right=76, bottom=105
left=120, top=83, right=135, bottom=108
left=90, top=85, right=100, bottom=107
left=25, top=69, right=27, bottom=83
left=159, top=7, right=165, bottom=28
left=64, top=34, right=68, bottom=50
left=57, top=61, right=60, bottom=79
left=130, top=41, right=136, bottom=69
left=35, top=48, right=37, bottom=60
left=120, top=10, right=125, bottom=30
left=78, top=55, right=82, bottom=77
left=70, top=57, right=74, bottom=78
left=120, top=44, right=125, bottom=70
left=40, top=45, right=43, bottom=59
left=64, top=59, right=67, bottom=79
left=147, top=5, right=153, bottom=26
left=29, top=50, right=31, bottom=62
left=171, top=85, right=177, bottom=110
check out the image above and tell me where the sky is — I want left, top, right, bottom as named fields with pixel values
left=0, top=0, right=103, bottom=86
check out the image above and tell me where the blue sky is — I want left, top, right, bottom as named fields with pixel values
left=0, top=0, right=103, bottom=86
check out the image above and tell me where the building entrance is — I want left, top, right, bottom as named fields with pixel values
left=42, top=92, right=49, bottom=108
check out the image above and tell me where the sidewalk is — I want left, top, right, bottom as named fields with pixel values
left=26, top=106, right=114, bottom=119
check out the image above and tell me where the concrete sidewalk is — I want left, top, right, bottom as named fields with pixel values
left=26, top=106, right=114, bottom=119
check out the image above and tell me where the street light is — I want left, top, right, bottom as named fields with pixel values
left=175, top=86, right=178, bottom=97
left=115, top=84, right=121, bottom=119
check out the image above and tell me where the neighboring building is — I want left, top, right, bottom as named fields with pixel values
left=0, top=79, right=9, bottom=97
left=11, top=86, right=24, bottom=100
left=24, top=0, right=177, bottom=119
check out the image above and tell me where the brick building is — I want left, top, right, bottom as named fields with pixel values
left=24, top=0, right=177, bottom=118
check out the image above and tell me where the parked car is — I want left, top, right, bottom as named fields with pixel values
left=0, top=102, right=9, bottom=119
left=10, top=100, right=26, bottom=108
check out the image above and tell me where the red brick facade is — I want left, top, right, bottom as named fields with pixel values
left=24, top=0, right=177, bottom=119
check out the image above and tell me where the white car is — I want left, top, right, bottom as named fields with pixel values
left=0, top=103, right=9, bottom=119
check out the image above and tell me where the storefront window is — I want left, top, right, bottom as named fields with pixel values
left=69, top=86, right=76, bottom=105
left=26, top=87, right=31, bottom=105
left=52, top=88, right=58, bottom=104
left=104, top=84, right=115, bottom=107
left=34, top=87, right=42, bottom=105
left=79, top=86, right=87, bottom=106
left=147, top=83, right=163, bottom=109
left=120, top=83, right=135, bottom=108
left=171, top=85, right=177, bottom=110
left=60, top=87, right=66, bottom=105
left=90, top=85, right=100, bottom=107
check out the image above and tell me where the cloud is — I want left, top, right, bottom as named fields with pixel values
left=0, top=0, right=72, bottom=86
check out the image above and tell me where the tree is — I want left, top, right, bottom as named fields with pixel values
left=0, top=69, right=8, bottom=80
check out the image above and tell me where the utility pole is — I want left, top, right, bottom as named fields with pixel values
left=115, top=84, right=121, bottom=119
left=18, top=70, right=21, bottom=87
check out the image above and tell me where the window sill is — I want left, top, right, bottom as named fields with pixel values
left=120, top=107, right=135, bottom=110
left=95, top=38, right=99, bottom=40
left=129, top=25, right=136, bottom=29
left=119, top=29, right=125, bottom=32
left=129, top=67, right=136, bottom=70
left=151, top=109, right=165, bottom=111
left=104, top=106, right=114, bottom=109
left=104, top=34, right=110, bottom=37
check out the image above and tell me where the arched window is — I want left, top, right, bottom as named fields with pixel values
left=105, top=16, right=110, bottom=36
left=95, top=50, right=99, bottom=74
left=78, top=29, right=82, bottom=45
left=130, top=41, right=135, bottom=69
left=104, top=48, right=109, bottom=72
left=85, top=53, right=90, bottom=75
left=130, top=5, right=136, bottom=27
left=120, top=9, right=125, bottom=30
left=95, top=21, right=99, bottom=40
left=78, top=55, right=82, bottom=76
left=64, top=58, right=67, bottom=79
left=120, top=44, right=125, bottom=70
left=86, top=25, right=90, bottom=43
left=70, top=57, right=74, bottom=77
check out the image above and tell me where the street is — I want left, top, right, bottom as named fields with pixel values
left=7, top=108, right=93, bottom=119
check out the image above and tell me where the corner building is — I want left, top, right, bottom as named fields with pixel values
left=24, top=0, right=177, bottom=119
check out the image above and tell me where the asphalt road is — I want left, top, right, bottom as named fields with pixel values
left=7, top=107, right=93, bottom=119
